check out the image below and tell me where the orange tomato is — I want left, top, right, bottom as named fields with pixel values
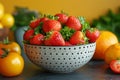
left=0, top=40, right=21, bottom=54
left=105, top=43, right=120, bottom=64
left=0, top=51, right=24, bottom=77
left=93, top=31, right=118, bottom=60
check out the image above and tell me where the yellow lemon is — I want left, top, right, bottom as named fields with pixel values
left=0, top=2, right=4, bottom=20
left=1, top=13, right=14, bottom=28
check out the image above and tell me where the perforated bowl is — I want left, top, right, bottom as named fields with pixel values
left=23, top=42, right=96, bottom=73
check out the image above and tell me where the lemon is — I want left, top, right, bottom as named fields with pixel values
left=0, top=2, right=4, bottom=20
left=1, top=13, right=14, bottom=28
left=0, top=22, right=3, bottom=29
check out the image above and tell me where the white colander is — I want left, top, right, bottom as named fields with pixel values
left=23, top=42, right=96, bottom=73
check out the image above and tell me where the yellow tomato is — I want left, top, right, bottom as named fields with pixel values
left=0, top=23, right=3, bottom=29
left=1, top=13, right=14, bottom=28
left=0, top=41, right=21, bottom=54
left=105, top=43, right=120, bottom=64
left=0, top=52, right=24, bottom=77
left=0, top=2, right=4, bottom=20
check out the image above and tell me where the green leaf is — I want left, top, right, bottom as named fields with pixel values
left=60, top=26, right=75, bottom=41
left=78, top=16, right=90, bottom=32
left=34, top=22, right=44, bottom=35
left=91, top=6, right=120, bottom=41
left=44, top=14, right=58, bottom=20
left=11, top=6, right=40, bottom=31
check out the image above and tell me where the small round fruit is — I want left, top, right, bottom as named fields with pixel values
left=1, top=13, right=14, bottom=28
left=110, top=60, right=120, bottom=73
left=0, top=52, right=24, bottom=77
left=105, top=43, right=120, bottom=64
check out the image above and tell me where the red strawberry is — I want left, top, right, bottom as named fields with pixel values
left=29, top=18, right=41, bottom=29
left=40, top=17, right=49, bottom=23
left=44, top=31, right=65, bottom=46
left=55, top=13, right=68, bottom=24
left=30, top=34, right=44, bottom=45
left=66, top=16, right=82, bottom=31
left=86, top=28, right=100, bottom=43
left=42, top=20, right=62, bottom=33
left=23, top=29, right=34, bottom=41
left=65, top=41, right=72, bottom=46
left=69, top=31, right=85, bottom=45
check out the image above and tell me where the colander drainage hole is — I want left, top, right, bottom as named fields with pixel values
left=55, top=63, right=57, bottom=64
left=58, top=58, right=60, bottom=60
left=43, top=48, right=46, bottom=49
left=66, top=53, right=68, bottom=55
left=81, top=52, right=83, bottom=54
left=50, top=53, right=52, bottom=55
left=60, top=63, right=62, bottom=64
left=39, top=52, right=41, bottom=55
left=59, top=48, right=61, bottom=50
left=64, top=48, right=66, bottom=50
left=44, top=53, right=46, bottom=55
left=74, top=48, right=76, bottom=50
left=56, top=53, right=58, bottom=55
left=73, top=58, right=76, bottom=59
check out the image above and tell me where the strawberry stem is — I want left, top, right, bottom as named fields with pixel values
left=44, top=14, right=58, bottom=20
left=45, top=31, right=53, bottom=40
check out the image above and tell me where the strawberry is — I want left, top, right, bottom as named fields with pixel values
left=65, top=41, right=72, bottom=46
left=30, top=34, right=44, bottom=45
left=55, top=13, right=68, bottom=24
left=40, top=17, right=49, bottom=23
left=42, top=20, right=62, bottom=33
left=29, top=18, right=41, bottom=29
left=86, top=28, right=100, bottom=43
left=69, top=31, right=85, bottom=45
left=23, top=29, right=34, bottom=41
left=44, top=31, right=65, bottom=46
left=66, top=16, right=82, bottom=31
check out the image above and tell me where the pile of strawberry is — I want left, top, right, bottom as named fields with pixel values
left=23, top=13, right=100, bottom=46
